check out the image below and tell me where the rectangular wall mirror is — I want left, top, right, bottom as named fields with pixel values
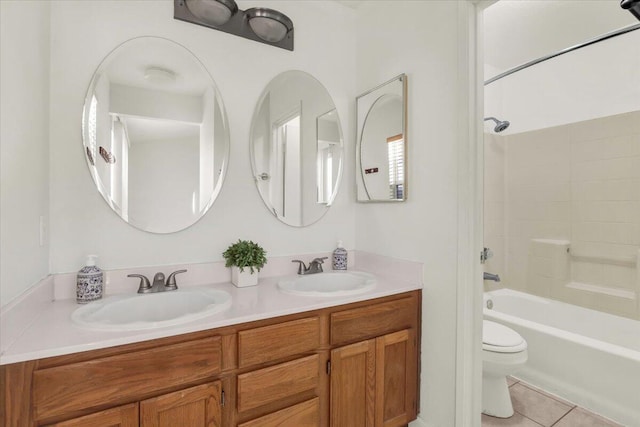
left=356, top=74, right=408, bottom=202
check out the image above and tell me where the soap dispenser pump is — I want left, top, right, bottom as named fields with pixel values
left=76, top=255, right=103, bottom=304
left=332, top=241, right=347, bottom=270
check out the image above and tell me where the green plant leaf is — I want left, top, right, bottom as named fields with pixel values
left=222, top=239, right=267, bottom=273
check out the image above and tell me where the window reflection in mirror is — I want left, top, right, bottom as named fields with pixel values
left=356, top=74, right=407, bottom=202
left=81, top=37, right=230, bottom=233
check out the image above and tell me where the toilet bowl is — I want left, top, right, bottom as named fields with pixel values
left=482, top=320, right=528, bottom=418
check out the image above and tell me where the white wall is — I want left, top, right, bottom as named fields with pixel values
left=483, top=0, right=636, bottom=75
left=47, top=0, right=357, bottom=274
left=354, top=2, right=464, bottom=425
left=484, top=31, right=640, bottom=135
left=0, top=1, right=51, bottom=305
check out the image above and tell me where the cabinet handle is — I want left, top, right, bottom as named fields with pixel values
left=326, top=360, right=331, bottom=375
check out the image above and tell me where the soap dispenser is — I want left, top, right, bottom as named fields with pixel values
left=77, top=255, right=103, bottom=304
left=332, top=241, right=348, bottom=270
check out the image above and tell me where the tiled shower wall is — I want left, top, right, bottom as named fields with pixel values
left=484, top=111, right=640, bottom=319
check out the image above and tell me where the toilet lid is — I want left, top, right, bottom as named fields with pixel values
left=483, top=320, right=527, bottom=353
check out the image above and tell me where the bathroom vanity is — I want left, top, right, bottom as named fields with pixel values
left=1, top=288, right=421, bottom=427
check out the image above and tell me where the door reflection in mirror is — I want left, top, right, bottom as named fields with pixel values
left=250, top=71, right=344, bottom=227
left=272, top=109, right=301, bottom=222
left=317, top=109, right=341, bottom=205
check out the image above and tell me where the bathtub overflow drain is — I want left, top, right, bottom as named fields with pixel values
left=486, top=299, right=493, bottom=309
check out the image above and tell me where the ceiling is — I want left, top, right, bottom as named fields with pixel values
left=484, top=0, right=636, bottom=76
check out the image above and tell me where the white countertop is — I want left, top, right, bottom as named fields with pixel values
left=0, top=269, right=421, bottom=365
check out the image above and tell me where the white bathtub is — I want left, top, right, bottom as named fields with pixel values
left=484, top=288, right=640, bottom=426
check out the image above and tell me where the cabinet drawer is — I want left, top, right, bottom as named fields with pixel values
left=237, top=354, right=319, bottom=413
left=238, top=397, right=320, bottom=427
left=33, top=337, right=221, bottom=421
left=330, top=296, right=416, bottom=346
left=238, top=317, right=320, bottom=367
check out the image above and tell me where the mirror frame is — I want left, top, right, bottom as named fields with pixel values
left=81, top=36, right=230, bottom=233
left=355, top=74, right=408, bottom=203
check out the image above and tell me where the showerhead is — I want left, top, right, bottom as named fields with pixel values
left=621, top=0, right=640, bottom=21
left=484, top=116, right=510, bottom=133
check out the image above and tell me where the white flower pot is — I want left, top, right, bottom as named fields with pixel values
left=231, top=266, right=259, bottom=287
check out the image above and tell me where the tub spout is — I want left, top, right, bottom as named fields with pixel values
left=484, top=272, right=501, bottom=282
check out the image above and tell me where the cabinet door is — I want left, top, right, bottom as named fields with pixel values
left=47, top=403, right=138, bottom=427
left=140, top=381, right=222, bottom=427
left=375, top=329, right=416, bottom=427
left=330, top=339, right=376, bottom=427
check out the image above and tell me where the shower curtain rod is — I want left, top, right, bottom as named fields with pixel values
left=485, top=23, right=640, bottom=86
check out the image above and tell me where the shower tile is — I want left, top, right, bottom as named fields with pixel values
left=603, top=179, right=634, bottom=201
left=552, top=407, right=623, bottom=427
left=572, top=160, right=603, bottom=182
left=572, top=221, right=603, bottom=243
left=510, top=383, right=573, bottom=427
left=571, top=138, right=603, bottom=163
left=482, top=413, right=543, bottom=427
left=602, top=157, right=634, bottom=180
left=572, top=180, right=603, bottom=202
left=603, top=134, right=638, bottom=160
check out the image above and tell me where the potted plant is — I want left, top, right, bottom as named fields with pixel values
left=223, top=239, right=267, bottom=287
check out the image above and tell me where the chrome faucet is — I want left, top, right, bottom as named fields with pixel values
left=128, top=269, right=187, bottom=293
left=483, top=272, right=501, bottom=282
left=292, top=257, right=328, bottom=275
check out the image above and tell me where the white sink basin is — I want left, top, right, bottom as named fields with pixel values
left=71, top=288, right=232, bottom=331
left=278, top=271, right=376, bottom=297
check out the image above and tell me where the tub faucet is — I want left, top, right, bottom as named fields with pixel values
left=483, top=272, right=501, bottom=282
left=292, top=257, right=328, bottom=275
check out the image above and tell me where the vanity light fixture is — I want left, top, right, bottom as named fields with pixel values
left=245, top=8, right=293, bottom=43
left=185, top=0, right=237, bottom=26
left=174, top=0, right=294, bottom=51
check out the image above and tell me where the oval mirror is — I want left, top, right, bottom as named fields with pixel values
left=250, top=71, right=344, bottom=227
left=356, top=74, right=407, bottom=202
left=81, top=37, right=230, bottom=233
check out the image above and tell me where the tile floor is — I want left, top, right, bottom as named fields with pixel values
left=481, top=377, right=623, bottom=427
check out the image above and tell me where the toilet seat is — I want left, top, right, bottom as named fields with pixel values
left=483, top=320, right=527, bottom=353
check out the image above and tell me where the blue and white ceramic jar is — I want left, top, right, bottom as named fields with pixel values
left=77, top=255, right=103, bottom=304
left=332, top=241, right=348, bottom=270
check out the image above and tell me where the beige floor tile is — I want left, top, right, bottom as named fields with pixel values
left=516, top=380, right=574, bottom=407
left=552, top=407, right=624, bottom=427
left=482, top=413, right=543, bottom=427
left=510, top=383, right=573, bottom=427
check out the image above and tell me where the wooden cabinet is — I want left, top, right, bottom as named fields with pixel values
left=330, top=339, right=376, bottom=427
left=46, top=404, right=138, bottom=427
left=1, top=290, right=420, bottom=427
left=330, top=330, right=417, bottom=427
left=140, top=382, right=222, bottom=427
left=46, top=382, right=221, bottom=427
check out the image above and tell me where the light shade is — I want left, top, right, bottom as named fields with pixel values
left=245, top=8, right=293, bottom=43
left=185, top=0, right=238, bottom=26
left=144, top=67, right=176, bottom=85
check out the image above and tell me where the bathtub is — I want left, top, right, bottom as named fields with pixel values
left=484, top=288, right=640, bottom=426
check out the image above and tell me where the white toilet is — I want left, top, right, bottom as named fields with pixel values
left=482, top=320, right=528, bottom=418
